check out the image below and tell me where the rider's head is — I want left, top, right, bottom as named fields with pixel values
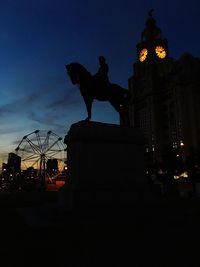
left=99, top=56, right=106, bottom=64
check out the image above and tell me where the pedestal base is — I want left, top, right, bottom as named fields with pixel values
left=60, top=121, right=147, bottom=210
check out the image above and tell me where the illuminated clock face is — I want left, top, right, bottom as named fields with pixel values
left=155, top=46, right=166, bottom=59
left=139, top=48, right=148, bottom=62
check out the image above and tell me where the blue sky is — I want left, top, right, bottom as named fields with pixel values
left=0, top=0, right=200, bottom=167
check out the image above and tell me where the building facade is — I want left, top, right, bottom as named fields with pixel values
left=128, top=13, right=200, bottom=169
left=7, top=152, right=21, bottom=176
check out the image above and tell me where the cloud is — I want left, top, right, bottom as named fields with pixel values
left=47, top=90, right=81, bottom=110
left=0, top=73, right=76, bottom=122
left=27, top=111, right=66, bottom=128
left=0, top=104, right=13, bottom=117
left=0, top=85, right=58, bottom=121
left=0, top=127, right=25, bottom=135
left=0, top=93, right=40, bottom=119
left=28, top=111, right=54, bottom=125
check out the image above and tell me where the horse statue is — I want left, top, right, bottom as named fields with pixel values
left=65, top=62, right=131, bottom=126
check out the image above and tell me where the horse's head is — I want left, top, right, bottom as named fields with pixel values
left=65, top=62, right=91, bottom=86
left=65, top=63, right=79, bottom=85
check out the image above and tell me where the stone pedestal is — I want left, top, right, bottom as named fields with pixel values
left=60, top=121, right=147, bottom=210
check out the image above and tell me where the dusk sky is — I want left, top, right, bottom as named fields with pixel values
left=0, top=0, right=200, bottom=167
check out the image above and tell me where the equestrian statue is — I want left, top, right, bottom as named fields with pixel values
left=65, top=57, right=131, bottom=126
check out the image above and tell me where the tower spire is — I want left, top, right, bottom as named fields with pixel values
left=148, top=9, right=154, bottom=18
left=141, top=10, right=162, bottom=41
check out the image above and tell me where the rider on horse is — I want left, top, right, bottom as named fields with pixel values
left=94, top=56, right=110, bottom=89
left=65, top=61, right=131, bottom=126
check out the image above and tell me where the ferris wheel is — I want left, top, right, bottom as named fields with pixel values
left=15, top=130, right=67, bottom=180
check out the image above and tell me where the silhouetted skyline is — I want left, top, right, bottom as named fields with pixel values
left=0, top=0, right=200, bottom=166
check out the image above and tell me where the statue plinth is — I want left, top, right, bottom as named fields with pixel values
left=60, top=121, right=147, bottom=210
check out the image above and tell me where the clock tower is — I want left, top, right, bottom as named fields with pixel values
left=136, top=10, right=173, bottom=78
left=129, top=11, right=174, bottom=165
left=138, top=10, right=167, bottom=62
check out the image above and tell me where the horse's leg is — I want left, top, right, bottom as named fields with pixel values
left=109, top=100, right=123, bottom=122
left=110, top=100, right=129, bottom=126
left=121, top=104, right=130, bottom=126
left=83, top=96, right=93, bottom=121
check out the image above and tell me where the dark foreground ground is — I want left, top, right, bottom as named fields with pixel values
left=1, top=189, right=200, bottom=267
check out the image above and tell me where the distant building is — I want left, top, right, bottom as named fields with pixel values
left=47, top=159, right=58, bottom=176
left=1, top=163, right=9, bottom=181
left=7, top=152, right=21, bottom=177
left=128, top=13, right=200, bottom=168
left=26, top=167, right=37, bottom=179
